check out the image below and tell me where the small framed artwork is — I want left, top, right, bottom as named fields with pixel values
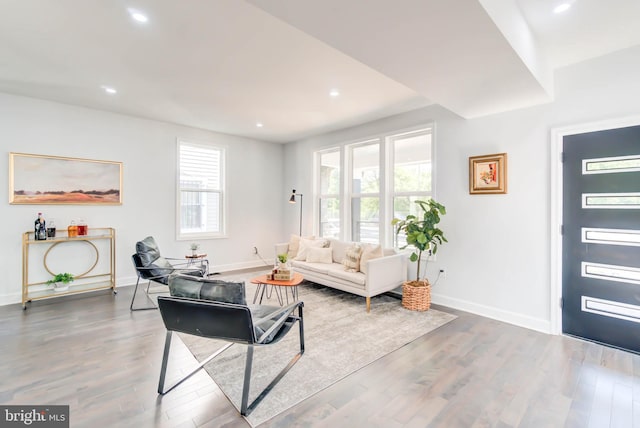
left=469, top=153, right=507, bottom=194
left=9, top=152, right=123, bottom=205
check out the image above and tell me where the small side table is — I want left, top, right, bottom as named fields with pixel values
left=251, top=273, right=304, bottom=306
left=185, top=254, right=209, bottom=276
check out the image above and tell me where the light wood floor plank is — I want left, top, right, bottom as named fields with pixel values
left=2, top=276, right=640, bottom=427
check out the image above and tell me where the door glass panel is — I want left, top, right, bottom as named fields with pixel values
left=582, top=296, right=640, bottom=323
left=583, top=155, right=640, bottom=174
left=582, top=193, right=640, bottom=209
left=582, top=227, right=640, bottom=247
left=581, top=261, right=640, bottom=285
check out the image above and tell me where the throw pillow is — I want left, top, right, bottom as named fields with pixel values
left=287, top=234, right=315, bottom=258
left=342, top=244, right=362, bottom=272
left=329, top=239, right=353, bottom=264
left=306, top=247, right=333, bottom=263
left=295, top=238, right=327, bottom=261
left=359, top=244, right=384, bottom=274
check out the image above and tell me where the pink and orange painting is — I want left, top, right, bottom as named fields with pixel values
left=9, top=153, right=122, bottom=205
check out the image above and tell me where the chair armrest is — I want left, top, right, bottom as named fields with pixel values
left=134, top=266, right=204, bottom=281
left=365, top=253, right=407, bottom=294
left=167, top=259, right=202, bottom=267
left=254, top=301, right=303, bottom=344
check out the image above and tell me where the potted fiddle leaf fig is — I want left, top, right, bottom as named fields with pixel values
left=391, top=199, right=447, bottom=311
left=46, top=272, right=75, bottom=292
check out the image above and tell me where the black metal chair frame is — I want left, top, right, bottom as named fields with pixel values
left=156, top=296, right=305, bottom=416
left=130, top=254, right=207, bottom=311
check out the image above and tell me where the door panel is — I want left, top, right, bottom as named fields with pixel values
left=562, top=125, right=640, bottom=353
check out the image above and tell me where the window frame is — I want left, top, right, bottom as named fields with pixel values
left=313, top=123, right=434, bottom=248
left=315, top=147, right=343, bottom=239
left=176, top=138, right=227, bottom=240
left=348, top=138, right=382, bottom=244
left=386, top=127, right=435, bottom=247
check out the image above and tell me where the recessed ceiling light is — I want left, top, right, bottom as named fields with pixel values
left=553, top=3, right=571, bottom=13
left=256, top=122, right=264, bottom=128
left=101, top=86, right=117, bottom=94
left=128, top=8, right=148, bottom=23
left=329, top=89, right=340, bottom=97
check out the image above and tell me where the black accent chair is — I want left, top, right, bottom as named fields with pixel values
left=157, top=275, right=305, bottom=416
left=130, top=236, right=207, bottom=311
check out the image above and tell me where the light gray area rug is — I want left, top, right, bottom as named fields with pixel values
left=179, top=275, right=457, bottom=427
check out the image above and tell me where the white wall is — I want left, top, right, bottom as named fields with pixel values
left=284, top=45, right=640, bottom=333
left=0, top=93, right=284, bottom=305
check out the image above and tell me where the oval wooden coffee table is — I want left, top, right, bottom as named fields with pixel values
left=250, top=273, right=304, bottom=306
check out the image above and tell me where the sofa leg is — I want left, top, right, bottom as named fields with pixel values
left=366, top=297, right=371, bottom=313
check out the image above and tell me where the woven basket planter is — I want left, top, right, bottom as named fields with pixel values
left=401, top=280, right=431, bottom=311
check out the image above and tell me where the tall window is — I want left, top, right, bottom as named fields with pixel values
left=177, top=140, right=225, bottom=239
left=390, top=129, right=432, bottom=247
left=350, top=140, right=380, bottom=244
left=314, top=126, right=433, bottom=248
left=318, top=150, right=341, bottom=239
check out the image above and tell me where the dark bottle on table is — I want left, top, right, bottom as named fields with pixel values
left=46, top=219, right=56, bottom=238
left=34, top=212, right=47, bottom=240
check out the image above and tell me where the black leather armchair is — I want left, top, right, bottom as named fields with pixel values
left=157, top=275, right=305, bottom=416
left=130, top=236, right=207, bottom=311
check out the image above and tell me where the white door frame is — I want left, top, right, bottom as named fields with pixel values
left=550, top=115, right=640, bottom=335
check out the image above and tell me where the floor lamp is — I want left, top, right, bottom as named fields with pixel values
left=289, top=189, right=303, bottom=236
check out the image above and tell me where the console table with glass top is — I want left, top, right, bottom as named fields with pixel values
left=21, top=227, right=116, bottom=309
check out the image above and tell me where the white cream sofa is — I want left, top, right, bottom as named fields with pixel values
left=275, top=238, right=407, bottom=312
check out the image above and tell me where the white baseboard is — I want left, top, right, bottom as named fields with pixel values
left=0, top=293, right=22, bottom=306
left=432, top=292, right=551, bottom=334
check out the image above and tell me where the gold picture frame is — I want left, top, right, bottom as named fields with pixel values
left=469, top=153, right=507, bottom=194
left=9, top=152, right=123, bottom=205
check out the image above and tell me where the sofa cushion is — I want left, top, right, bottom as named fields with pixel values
left=328, top=269, right=366, bottom=287
left=360, top=244, right=384, bottom=274
left=342, top=244, right=362, bottom=272
left=295, top=238, right=328, bottom=261
left=306, top=247, right=333, bottom=263
left=291, top=260, right=331, bottom=275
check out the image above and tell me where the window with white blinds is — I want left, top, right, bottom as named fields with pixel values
left=177, top=140, right=225, bottom=239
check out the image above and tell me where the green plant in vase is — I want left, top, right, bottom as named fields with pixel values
left=190, top=242, right=200, bottom=256
left=47, top=272, right=75, bottom=292
left=277, top=253, right=289, bottom=268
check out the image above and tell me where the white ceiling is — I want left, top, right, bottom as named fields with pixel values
left=1, top=0, right=639, bottom=143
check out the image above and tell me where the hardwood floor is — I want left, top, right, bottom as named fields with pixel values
left=2, top=280, right=639, bottom=427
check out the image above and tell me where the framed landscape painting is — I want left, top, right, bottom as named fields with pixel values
left=9, top=152, right=122, bottom=205
left=469, top=153, right=507, bottom=194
